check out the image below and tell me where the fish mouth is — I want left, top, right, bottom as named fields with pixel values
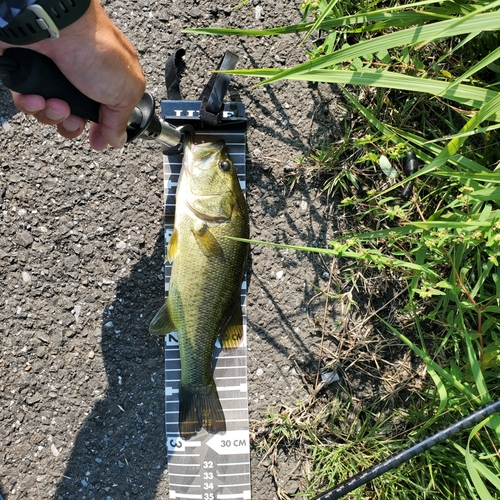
left=184, top=140, right=224, bottom=173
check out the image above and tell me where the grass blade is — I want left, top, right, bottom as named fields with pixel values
left=300, top=0, right=340, bottom=44
left=183, top=2, right=454, bottom=37
left=446, top=45, right=500, bottom=88
left=254, top=12, right=500, bottom=84
left=375, top=318, right=480, bottom=403
left=224, top=68, right=500, bottom=115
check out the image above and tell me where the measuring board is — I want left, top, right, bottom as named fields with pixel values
left=161, top=100, right=251, bottom=500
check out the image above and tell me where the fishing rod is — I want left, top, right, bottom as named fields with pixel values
left=313, top=398, right=500, bottom=500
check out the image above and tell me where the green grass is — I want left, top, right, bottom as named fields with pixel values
left=187, top=1, right=500, bottom=498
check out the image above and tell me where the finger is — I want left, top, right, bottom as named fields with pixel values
left=88, top=122, right=109, bottom=151
left=11, top=92, right=45, bottom=114
left=32, top=98, right=72, bottom=125
left=13, top=94, right=72, bottom=125
left=56, top=114, right=87, bottom=139
left=40, top=98, right=71, bottom=125
left=98, top=105, right=129, bottom=149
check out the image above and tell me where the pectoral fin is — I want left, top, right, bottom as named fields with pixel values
left=149, top=301, right=176, bottom=336
left=166, top=228, right=179, bottom=263
left=219, top=302, right=244, bottom=350
left=192, top=224, right=224, bottom=259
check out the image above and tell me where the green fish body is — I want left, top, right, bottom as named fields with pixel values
left=150, top=136, right=249, bottom=439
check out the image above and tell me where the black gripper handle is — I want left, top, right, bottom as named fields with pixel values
left=2, top=47, right=100, bottom=123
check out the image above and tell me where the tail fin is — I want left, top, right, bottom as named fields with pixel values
left=179, top=381, right=226, bottom=439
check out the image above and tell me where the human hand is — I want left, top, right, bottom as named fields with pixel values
left=0, top=0, right=145, bottom=150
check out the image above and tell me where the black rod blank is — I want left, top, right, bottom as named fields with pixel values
left=313, top=398, right=500, bottom=500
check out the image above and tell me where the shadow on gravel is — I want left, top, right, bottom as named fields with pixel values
left=55, top=229, right=168, bottom=500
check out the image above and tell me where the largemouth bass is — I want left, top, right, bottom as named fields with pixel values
left=150, top=135, right=249, bottom=439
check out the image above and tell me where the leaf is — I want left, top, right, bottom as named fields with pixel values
left=225, top=67, right=500, bottom=118
left=465, top=417, right=500, bottom=498
left=379, top=155, right=398, bottom=178
left=379, top=318, right=479, bottom=403
left=469, top=186, right=500, bottom=201
left=182, top=10, right=450, bottom=37
left=447, top=44, right=500, bottom=88
left=377, top=48, right=391, bottom=64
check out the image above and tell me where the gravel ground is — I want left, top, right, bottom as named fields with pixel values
left=0, top=1, right=407, bottom=499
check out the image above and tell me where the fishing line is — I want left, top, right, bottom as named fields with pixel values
left=312, top=398, right=500, bottom=500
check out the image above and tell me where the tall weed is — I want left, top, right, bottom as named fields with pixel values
left=187, top=1, right=500, bottom=497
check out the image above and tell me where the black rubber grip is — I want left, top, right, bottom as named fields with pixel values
left=1, top=47, right=100, bottom=123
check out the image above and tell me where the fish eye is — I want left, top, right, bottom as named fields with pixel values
left=219, top=160, right=231, bottom=172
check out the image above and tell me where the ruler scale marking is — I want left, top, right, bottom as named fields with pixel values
left=162, top=101, right=251, bottom=500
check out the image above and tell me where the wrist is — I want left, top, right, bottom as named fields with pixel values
left=33, top=0, right=104, bottom=59
left=0, top=0, right=93, bottom=46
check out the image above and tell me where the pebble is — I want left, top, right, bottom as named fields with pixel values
left=17, top=230, right=33, bottom=247
left=88, top=350, right=95, bottom=359
left=27, top=393, right=42, bottom=405
left=51, top=444, right=60, bottom=457
left=64, top=255, right=80, bottom=270
left=116, top=240, right=127, bottom=249
left=37, top=332, right=50, bottom=343
left=276, top=270, right=284, bottom=280
left=256, top=368, right=264, bottom=377
left=189, top=6, right=201, bottom=18
left=22, top=271, right=31, bottom=283
left=73, top=305, right=82, bottom=322
left=321, top=372, right=340, bottom=384
left=157, top=8, right=168, bottom=21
